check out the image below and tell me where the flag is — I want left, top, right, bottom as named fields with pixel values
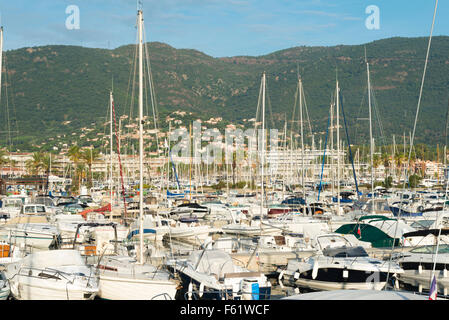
left=429, top=274, right=437, bottom=300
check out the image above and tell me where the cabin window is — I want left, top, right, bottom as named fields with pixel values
left=25, top=206, right=34, bottom=213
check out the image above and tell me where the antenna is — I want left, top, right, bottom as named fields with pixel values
left=137, top=0, right=143, bottom=11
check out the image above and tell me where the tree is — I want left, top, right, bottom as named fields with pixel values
left=80, top=148, right=100, bottom=187
left=0, top=149, right=9, bottom=177
left=408, top=174, right=421, bottom=188
left=383, top=176, right=393, bottom=189
left=68, top=145, right=82, bottom=191
left=26, top=152, right=46, bottom=175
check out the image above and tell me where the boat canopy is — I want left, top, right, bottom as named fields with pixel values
left=20, top=250, right=85, bottom=268
left=188, top=250, right=235, bottom=278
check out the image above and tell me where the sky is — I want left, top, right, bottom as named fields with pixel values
left=0, top=0, right=448, bottom=57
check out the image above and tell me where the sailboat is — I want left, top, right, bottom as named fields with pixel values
left=95, top=9, right=178, bottom=300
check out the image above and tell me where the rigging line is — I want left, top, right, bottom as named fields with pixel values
left=339, top=90, right=360, bottom=198
left=371, top=89, right=386, bottom=146
left=317, top=107, right=331, bottom=201
left=290, top=77, right=298, bottom=135
left=111, top=97, right=128, bottom=224
left=444, top=98, right=449, bottom=147
left=264, top=78, right=276, bottom=130
left=385, top=0, right=439, bottom=289
left=3, top=61, right=11, bottom=149
left=143, top=31, right=160, bottom=133
left=252, top=74, right=263, bottom=167
left=123, top=39, right=138, bottom=156
left=3, top=54, right=19, bottom=148
left=301, top=83, right=313, bottom=139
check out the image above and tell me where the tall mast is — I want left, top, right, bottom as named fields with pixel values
left=299, top=76, right=306, bottom=215
left=109, top=91, right=113, bottom=220
left=138, top=9, right=144, bottom=264
left=336, top=80, right=341, bottom=214
left=260, top=72, right=266, bottom=217
left=367, top=59, right=374, bottom=214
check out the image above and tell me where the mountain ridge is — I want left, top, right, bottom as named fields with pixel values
left=1, top=35, right=448, bottom=152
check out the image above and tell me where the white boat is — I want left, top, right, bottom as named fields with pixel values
left=222, top=221, right=281, bottom=236
left=0, top=216, right=60, bottom=250
left=167, top=221, right=216, bottom=242
left=280, top=234, right=403, bottom=291
left=127, top=215, right=172, bottom=241
left=391, top=229, right=449, bottom=295
left=96, top=255, right=178, bottom=300
left=264, top=214, right=330, bottom=238
left=167, top=249, right=271, bottom=300
left=4, top=250, right=98, bottom=300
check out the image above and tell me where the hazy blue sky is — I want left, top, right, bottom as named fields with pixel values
left=0, top=0, right=447, bottom=57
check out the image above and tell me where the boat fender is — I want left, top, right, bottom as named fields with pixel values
left=312, top=261, right=319, bottom=280
left=187, top=282, right=193, bottom=300
left=418, top=264, right=422, bottom=274
left=199, top=282, right=204, bottom=298
left=278, top=270, right=285, bottom=288
left=343, top=269, right=349, bottom=279
left=444, top=268, right=447, bottom=278
left=293, top=272, right=299, bottom=280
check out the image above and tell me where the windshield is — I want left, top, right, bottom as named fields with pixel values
left=323, top=246, right=369, bottom=258
left=410, top=220, right=435, bottom=230
left=410, top=244, right=449, bottom=254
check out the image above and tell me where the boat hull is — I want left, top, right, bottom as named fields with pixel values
left=98, top=274, right=177, bottom=300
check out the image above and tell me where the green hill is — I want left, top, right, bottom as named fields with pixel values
left=1, top=36, right=449, bottom=151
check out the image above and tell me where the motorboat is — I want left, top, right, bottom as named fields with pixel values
left=391, top=229, right=449, bottom=295
left=95, top=254, right=178, bottom=300
left=4, top=250, right=98, bottom=300
left=279, top=234, right=403, bottom=291
left=0, top=216, right=61, bottom=250
left=166, top=248, right=271, bottom=300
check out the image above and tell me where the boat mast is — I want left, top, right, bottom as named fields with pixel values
left=138, top=9, right=145, bottom=264
left=109, top=91, right=114, bottom=220
left=260, top=72, right=266, bottom=217
left=336, top=80, right=341, bottom=214
left=367, top=58, right=374, bottom=214
left=299, top=76, right=306, bottom=215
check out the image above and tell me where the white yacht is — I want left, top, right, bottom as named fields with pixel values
left=4, top=250, right=98, bottom=300
left=391, top=229, right=449, bottom=295
left=279, top=234, right=403, bottom=291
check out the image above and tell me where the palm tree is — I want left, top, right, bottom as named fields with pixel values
left=381, top=152, right=390, bottom=178
left=26, top=152, right=45, bottom=175
left=75, top=163, right=87, bottom=189
left=68, top=145, right=82, bottom=191
left=0, top=149, right=9, bottom=177
left=80, top=148, right=100, bottom=187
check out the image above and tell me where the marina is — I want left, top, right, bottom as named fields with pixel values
left=0, top=1, right=448, bottom=303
